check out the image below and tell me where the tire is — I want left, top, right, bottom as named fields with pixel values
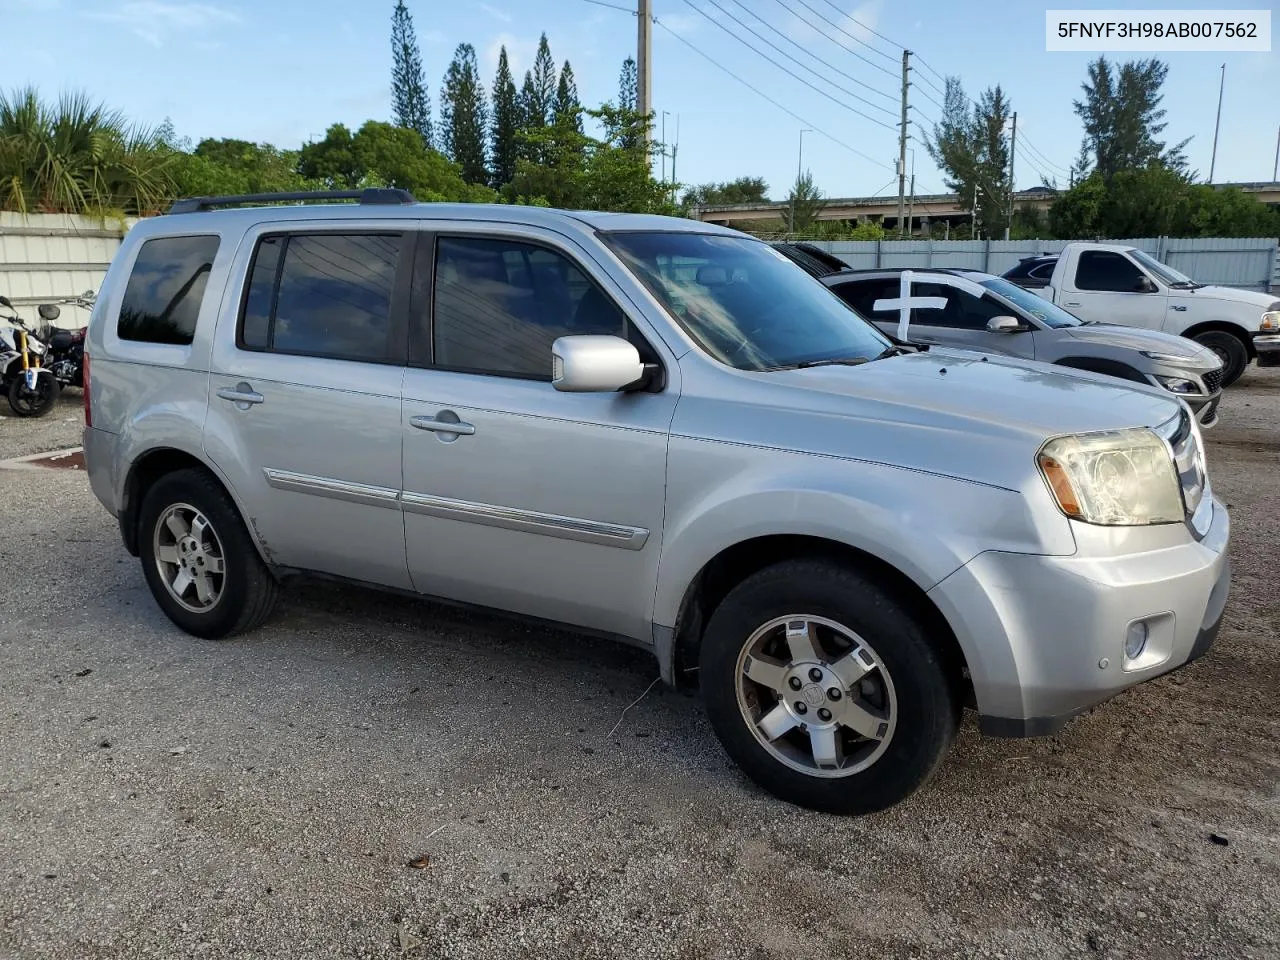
left=1192, top=331, right=1248, bottom=387
left=7, top=372, right=59, bottom=417
left=699, top=559, right=959, bottom=814
left=137, top=468, right=279, bottom=639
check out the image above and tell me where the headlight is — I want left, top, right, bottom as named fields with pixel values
left=1037, top=428, right=1183, bottom=525
left=1141, top=349, right=1198, bottom=363
left=1261, top=311, right=1280, bottom=332
left=1155, top=375, right=1198, bottom=394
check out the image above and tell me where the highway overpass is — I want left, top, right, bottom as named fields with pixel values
left=688, top=181, right=1280, bottom=232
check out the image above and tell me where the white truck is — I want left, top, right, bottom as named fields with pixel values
left=1003, top=242, right=1280, bottom=386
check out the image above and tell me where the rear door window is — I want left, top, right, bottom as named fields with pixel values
left=239, top=233, right=405, bottom=362
left=117, top=235, right=220, bottom=345
left=830, top=279, right=899, bottom=320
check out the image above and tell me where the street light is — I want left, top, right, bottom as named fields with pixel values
left=792, top=128, right=812, bottom=234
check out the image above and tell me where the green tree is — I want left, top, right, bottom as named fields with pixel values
left=783, top=170, right=825, bottom=233
left=0, top=86, right=174, bottom=215
left=170, top=138, right=313, bottom=197
left=530, top=34, right=557, bottom=126
left=682, top=176, right=770, bottom=208
left=390, top=0, right=432, bottom=146
left=618, top=56, right=637, bottom=112
left=1075, top=57, right=1188, bottom=179
left=489, top=46, right=520, bottom=187
left=553, top=61, right=583, bottom=133
left=440, top=43, right=489, bottom=185
left=299, top=120, right=494, bottom=202
left=517, top=71, right=542, bottom=164
left=1186, top=186, right=1280, bottom=237
left=926, top=78, right=1013, bottom=238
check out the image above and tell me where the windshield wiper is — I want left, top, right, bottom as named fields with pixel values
left=1169, top=281, right=1203, bottom=290
left=791, top=347, right=905, bottom=369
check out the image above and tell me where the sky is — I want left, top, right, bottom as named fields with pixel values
left=1, top=0, right=1276, bottom=201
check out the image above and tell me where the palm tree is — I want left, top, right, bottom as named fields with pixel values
left=0, top=87, right=175, bottom=216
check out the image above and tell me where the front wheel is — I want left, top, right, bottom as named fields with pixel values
left=1192, top=331, right=1248, bottom=387
left=700, top=559, right=959, bottom=814
left=138, top=468, right=279, bottom=638
left=7, top=372, right=59, bottom=417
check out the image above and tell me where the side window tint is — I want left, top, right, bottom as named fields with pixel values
left=833, top=280, right=896, bottom=320
left=238, top=233, right=402, bottom=361
left=1029, top=262, right=1054, bottom=279
left=917, top=284, right=1005, bottom=330
left=432, top=236, right=628, bottom=378
left=1076, top=252, right=1142, bottom=292
left=117, top=235, right=220, bottom=345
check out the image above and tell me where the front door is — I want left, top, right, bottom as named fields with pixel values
left=1063, top=250, right=1168, bottom=329
left=205, top=227, right=413, bottom=590
left=399, top=230, right=676, bottom=641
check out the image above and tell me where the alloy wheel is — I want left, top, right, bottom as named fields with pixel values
left=153, top=503, right=226, bottom=613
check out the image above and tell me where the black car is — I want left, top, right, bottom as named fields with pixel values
left=769, top=242, right=851, bottom=279
left=1001, top=255, right=1058, bottom=290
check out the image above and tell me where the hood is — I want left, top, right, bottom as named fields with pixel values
left=696, top=350, right=1185, bottom=492
left=1169, top=285, right=1279, bottom=310
left=1063, top=324, right=1221, bottom=369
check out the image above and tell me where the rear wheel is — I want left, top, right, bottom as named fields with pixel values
left=7, top=372, right=58, bottom=417
left=699, top=559, right=959, bottom=814
left=1192, top=331, right=1248, bottom=387
left=138, top=469, right=279, bottom=638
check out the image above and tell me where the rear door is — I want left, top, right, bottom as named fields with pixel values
left=1061, top=250, right=1168, bottom=329
left=204, top=224, right=413, bottom=589
left=830, top=276, right=1036, bottom=359
left=398, top=226, right=677, bottom=641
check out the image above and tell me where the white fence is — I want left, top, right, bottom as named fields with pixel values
left=0, top=212, right=135, bottom=327
left=810, top=237, right=1280, bottom=293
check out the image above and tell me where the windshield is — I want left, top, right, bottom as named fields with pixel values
left=1130, top=249, right=1195, bottom=286
left=604, top=232, right=890, bottom=370
left=978, top=276, right=1084, bottom=328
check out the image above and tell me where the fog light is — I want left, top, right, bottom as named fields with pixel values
left=1125, top=621, right=1149, bottom=661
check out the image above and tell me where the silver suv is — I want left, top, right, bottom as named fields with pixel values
left=83, top=191, right=1231, bottom=814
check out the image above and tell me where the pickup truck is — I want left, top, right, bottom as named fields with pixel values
left=1002, top=242, right=1280, bottom=386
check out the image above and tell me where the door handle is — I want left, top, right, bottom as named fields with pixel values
left=410, top=414, right=475, bottom=436
left=1064, top=301, right=1081, bottom=307
left=216, top=384, right=264, bottom=405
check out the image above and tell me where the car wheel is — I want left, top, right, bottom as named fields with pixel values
left=699, top=558, right=960, bottom=814
left=138, top=468, right=279, bottom=638
left=1192, top=331, right=1248, bottom=387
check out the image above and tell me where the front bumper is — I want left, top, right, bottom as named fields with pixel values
left=927, top=496, right=1230, bottom=737
left=1254, top=333, right=1280, bottom=367
left=1182, top=391, right=1221, bottom=428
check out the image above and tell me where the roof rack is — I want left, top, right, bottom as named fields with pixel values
left=167, top=188, right=416, bottom=215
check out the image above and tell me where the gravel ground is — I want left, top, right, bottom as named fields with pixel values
left=1, top=369, right=1277, bottom=960
left=0, top=389, right=84, bottom=459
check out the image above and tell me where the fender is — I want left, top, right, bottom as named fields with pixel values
left=651, top=446, right=1075, bottom=631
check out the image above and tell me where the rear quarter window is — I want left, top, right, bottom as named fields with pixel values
left=117, top=235, right=220, bottom=345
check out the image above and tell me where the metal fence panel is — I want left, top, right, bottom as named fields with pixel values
left=1, top=212, right=128, bottom=326
left=818, top=236, right=1279, bottom=292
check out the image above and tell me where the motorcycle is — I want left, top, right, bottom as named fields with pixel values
left=33, top=291, right=94, bottom=390
left=0, top=295, right=59, bottom=418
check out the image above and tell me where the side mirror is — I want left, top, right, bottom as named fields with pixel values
left=552, top=335, right=647, bottom=393
left=1134, top=276, right=1158, bottom=293
left=987, top=315, right=1023, bottom=333
left=38, top=303, right=61, bottom=321
left=0, top=296, right=11, bottom=308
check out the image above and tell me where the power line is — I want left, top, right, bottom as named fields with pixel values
left=809, top=0, right=905, bottom=59
left=722, top=0, right=899, bottom=107
left=913, top=84, right=944, bottom=113
left=912, top=53, right=949, bottom=87
left=580, top=0, right=635, bottom=11
left=763, top=0, right=899, bottom=79
left=1018, top=130, right=1072, bottom=176
left=677, top=0, right=898, bottom=131
left=654, top=18, right=895, bottom=170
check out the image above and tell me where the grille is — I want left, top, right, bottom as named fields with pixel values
left=1202, top=368, right=1223, bottom=393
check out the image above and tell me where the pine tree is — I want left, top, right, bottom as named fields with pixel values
left=440, top=43, right=489, bottom=185
left=490, top=46, right=519, bottom=187
left=517, top=70, right=542, bottom=164
left=553, top=61, right=583, bottom=133
left=530, top=34, right=556, bottom=126
left=618, top=57, right=638, bottom=112
left=390, top=0, right=432, bottom=146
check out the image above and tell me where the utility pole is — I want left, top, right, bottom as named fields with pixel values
left=660, top=110, right=668, bottom=183
left=637, top=0, right=652, bottom=151
left=1209, top=63, right=1225, bottom=183
left=1273, top=124, right=1278, bottom=181
left=972, top=183, right=981, bottom=240
left=791, top=128, right=811, bottom=234
left=671, top=113, right=680, bottom=186
left=907, top=150, right=915, bottom=237
left=1005, top=111, right=1017, bottom=241
left=896, top=50, right=911, bottom=238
